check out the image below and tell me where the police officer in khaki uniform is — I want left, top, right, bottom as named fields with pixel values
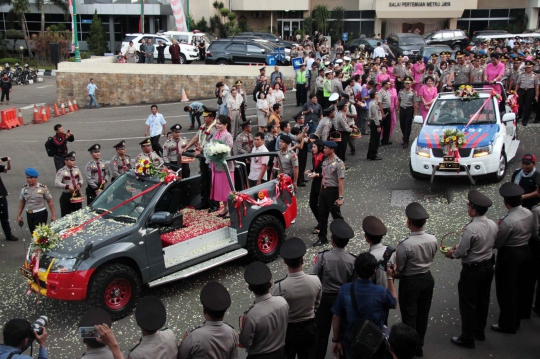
left=272, top=237, right=322, bottom=359
left=110, top=140, right=132, bottom=182
left=78, top=308, right=114, bottom=359
left=309, top=219, right=356, bottom=359
left=16, top=168, right=56, bottom=233
left=470, top=55, right=485, bottom=84
left=396, top=202, right=438, bottom=358
left=314, top=141, right=345, bottom=247
left=235, top=120, right=254, bottom=155
left=515, top=60, right=539, bottom=126
left=128, top=296, right=178, bottom=359
left=178, top=282, right=238, bottom=359
left=163, top=124, right=191, bottom=178
left=314, top=106, right=334, bottom=141
left=448, top=51, right=471, bottom=87
left=445, top=190, right=497, bottom=349
left=397, top=76, right=417, bottom=149
left=272, top=135, right=299, bottom=190
left=136, top=138, right=164, bottom=168
left=239, top=261, right=289, bottom=359
left=363, top=216, right=392, bottom=289
left=55, top=151, right=83, bottom=217
left=492, top=183, right=535, bottom=334
left=85, top=144, right=110, bottom=205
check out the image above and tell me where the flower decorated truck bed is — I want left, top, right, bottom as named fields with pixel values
left=410, top=83, right=519, bottom=184
left=21, top=153, right=296, bottom=319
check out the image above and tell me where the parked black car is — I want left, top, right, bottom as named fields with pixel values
left=344, top=38, right=379, bottom=53
left=419, top=45, right=454, bottom=60
left=206, top=39, right=287, bottom=65
left=423, top=29, right=468, bottom=51
left=239, top=32, right=295, bottom=49
left=386, top=33, right=425, bottom=57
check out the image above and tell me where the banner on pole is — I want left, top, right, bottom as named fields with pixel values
left=170, top=0, right=188, bottom=31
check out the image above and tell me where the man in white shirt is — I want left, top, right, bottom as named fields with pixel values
left=248, top=132, right=269, bottom=187
left=372, top=42, right=386, bottom=59
left=144, top=104, right=167, bottom=157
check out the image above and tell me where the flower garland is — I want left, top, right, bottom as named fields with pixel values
left=159, top=168, right=181, bottom=183
left=135, top=158, right=158, bottom=179
left=454, top=85, right=479, bottom=101
left=439, top=128, right=466, bottom=161
left=31, top=224, right=61, bottom=252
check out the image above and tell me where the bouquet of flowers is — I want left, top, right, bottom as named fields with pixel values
left=439, top=128, right=466, bottom=156
left=506, top=90, right=519, bottom=114
left=159, top=168, right=180, bottom=184
left=31, top=224, right=61, bottom=253
left=135, top=158, right=158, bottom=179
left=204, top=140, right=230, bottom=165
left=454, top=85, right=479, bottom=101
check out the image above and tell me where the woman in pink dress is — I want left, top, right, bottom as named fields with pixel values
left=483, top=53, right=505, bottom=95
left=412, top=58, right=425, bottom=93
left=418, top=76, right=438, bottom=120
left=376, top=65, right=390, bottom=92
left=210, top=115, right=235, bottom=217
left=353, top=62, right=363, bottom=77
left=389, top=79, right=398, bottom=138
left=388, top=59, right=396, bottom=82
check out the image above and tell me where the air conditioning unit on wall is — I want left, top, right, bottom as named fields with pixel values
left=252, top=11, right=263, bottom=18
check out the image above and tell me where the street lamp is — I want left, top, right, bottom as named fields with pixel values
left=19, top=46, right=24, bottom=63
left=72, top=0, right=81, bottom=62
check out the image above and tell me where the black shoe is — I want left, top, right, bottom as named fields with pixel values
left=5, top=233, right=18, bottom=241
left=415, top=346, right=423, bottom=357
left=474, top=332, right=485, bottom=341
left=350, top=151, right=356, bottom=155
left=490, top=324, right=516, bottom=334
left=368, top=156, right=382, bottom=161
left=313, top=238, right=329, bottom=247
left=208, top=207, right=219, bottom=213
left=403, top=143, right=409, bottom=149
left=523, top=122, right=528, bottom=127
left=195, top=205, right=209, bottom=210
left=380, top=142, right=393, bottom=146
left=533, top=306, right=540, bottom=316
left=297, top=182, right=306, bottom=187
left=345, top=166, right=350, bottom=170
left=451, top=337, right=475, bottom=349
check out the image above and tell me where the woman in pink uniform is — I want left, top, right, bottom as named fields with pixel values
left=483, top=53, right=505, bottom=95
left=389, top=79, right=398, bottom=138
left=412, top=57, right=425, bottom=93
left=376, top=65, right=390, bottom=92
left=418, top=76, right=438, bottom=120
left=210, top=115, right=234, bottom=218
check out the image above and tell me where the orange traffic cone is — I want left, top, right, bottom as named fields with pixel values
left=53, top=102, right=61, bottom=117
left=180, top=87, right=189, bottom=102
left=17, top=109, right=24, bottom=125
left=68, top=98, right=74, bottom=112
left=33, top=104, right=39, bottom=121
left=45, top=105, right=51, bottom=121
left=60, top=101, right=66, bottom=115
left=72, top=97, right=79, bottom=111
left=33, top=107, right=43, bottom=124
left=41, top=107, right=47, bottom=123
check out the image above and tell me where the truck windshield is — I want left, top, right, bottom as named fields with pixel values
left=426, top=98, right=497, bottom=125
left=89, top=173, right=162, bottom=222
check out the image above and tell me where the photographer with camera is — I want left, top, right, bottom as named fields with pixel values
left=78, top=308, right=114, bottom=359
left=0, top=318, right=48, bottom=359
left=0, top=156, right=17, bottom=242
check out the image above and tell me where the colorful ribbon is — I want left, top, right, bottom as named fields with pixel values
left=465, top=89, right=501, bottom=128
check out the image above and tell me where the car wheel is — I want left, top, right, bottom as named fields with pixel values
left=490, top=152, right=507, bottom=183
left=409, top=161, right=428, bottom=180
left=246, top=214, right=285, bottom=263
left=180, top=54, right=186, bottom=64
left=87, top=263, right=142, bottom=320
left=216, top=60, right=229, bottom=65
left=452, top=44, right=462, bottom=51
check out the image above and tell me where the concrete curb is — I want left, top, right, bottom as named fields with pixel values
left=37, top=70, right=56, bottom=76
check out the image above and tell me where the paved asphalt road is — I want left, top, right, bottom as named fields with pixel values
left=0, top=81, right=539, bottom=359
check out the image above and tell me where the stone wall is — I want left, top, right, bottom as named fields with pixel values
left=56, top=59, right=296, bottom=107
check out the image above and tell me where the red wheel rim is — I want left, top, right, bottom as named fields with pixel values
left=257, top=227, right=278, bottom=254
left=104, top=278, right=132, bottom=310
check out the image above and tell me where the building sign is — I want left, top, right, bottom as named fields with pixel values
left=389, top=2, right=451, bottom=7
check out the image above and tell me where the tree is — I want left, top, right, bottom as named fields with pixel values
left=36, top=0, right=68, bottom=35
left=194, top=17, right=209, bottom=32
left=9, top=0, right=32, bottom=58
left=313, top=5, right=330, bottom=36
left=332, top=7, right=346, bottom=38
left=302, top=16, right=313, bottom=36
left=5, top=28, right=23, bottom=53
left=86, top=10, right=108, bottom=55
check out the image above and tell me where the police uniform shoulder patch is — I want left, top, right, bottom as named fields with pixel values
left=22, top=183, right=29, bottom=188
left=399, top=236, right=409, bottom=243
left=188, top=324, right=203, bottom=333
left=38, top=183, right=47, bottom=188
left=314, top=249, right=329, bottom=263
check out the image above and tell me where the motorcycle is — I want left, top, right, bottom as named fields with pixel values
left=13, top=64, right=23, bottom=85
left=23, top=64, right=38, bottom=84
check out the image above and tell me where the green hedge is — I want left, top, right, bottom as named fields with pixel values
left=0, top=58, right=22, bottom=64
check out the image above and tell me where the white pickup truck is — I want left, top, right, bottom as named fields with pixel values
left=410, top=84, right=519, bottom=184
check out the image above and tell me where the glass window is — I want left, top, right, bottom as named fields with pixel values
left=510, top=9, right=525, bottom=17
left=490, top=9, right=509, bottom=18
left=469, top=20, right=489, bottom=34
left=453, top=31, right=464, bottom=37
left=361, top=11, right=376, bottom=19
left=361, top=21, right=374, bottom=37
left=346, top=11, right=361, bottom=19
left=470, top=10, right=489, bottom=18
left=461, top=10, right=471, bottom=18
left=227, top=43, right=245, bottom=52
left=489, top=20, right=509, bottom=27
left=443, top=32, right=453, bottom=39
left=457, top=20, right=469, bottom=32
left=247, top=44, right=262, bottom=52
left=433, top=33, right=443, bottom=40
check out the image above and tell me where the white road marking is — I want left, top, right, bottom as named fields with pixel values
left=36, top=85, right=52, bottom=89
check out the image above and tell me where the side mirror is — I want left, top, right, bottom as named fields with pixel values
left=261, top=49, right=265, bottom=53
left=502, top=113, right=515, bottom=123
left=413, top=115, right=424, bottom=124
left=149, top=211, right=172, bottom=225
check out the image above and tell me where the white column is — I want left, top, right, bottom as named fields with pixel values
left=526, top=6, right=539, bottom=30
left=149, top=15, right=155, bottom=33
left=374, top=18, right=382, bottom=37
left=448, top=18, right=457, bottom=29
left=109, top=15, right=115, bottom=53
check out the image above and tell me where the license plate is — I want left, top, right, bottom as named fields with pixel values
left=20, top=267, right=34, bottom=282
left=439, top=162, right=460, bottom=170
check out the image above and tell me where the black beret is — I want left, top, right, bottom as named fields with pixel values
left=202, top=105, right=217, bottom=116
left=139, top=138, right=152, bottom=146
left=63, top=151, right=76, bottom=159
left=280, top=237, right=306, bottom=259
left=362, top=216, right=387, bottom=236
left=266, top=120, right=277, bottom=129
left=239, top=120, right=252, bottom=128
left=468, top=190, right=492, bottom=208
left=291, top=110, right=303, bottom=119
left=322, top=106, right=334, bottom=115
left=499, top=182, right=524, bottom=197
left=337, top=100, right=348, bottom=109
left=113, top=140, right=126, bottom=149
left=244, top=261, right=272, bottom=285
left=79, top=307, right=112, bottom=328
left=330, top=219, right=354, bottom=240
left=135, top=296, right=167, bottom=331
left=405, top=202, right=429, bottom=220
left=170, top=124, right=182, bottom=132
left=88, top=144, right=101, bottom=152
left=280, top=135, right=292, bottom=144
left=200, top=282, right=231, bottom=312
